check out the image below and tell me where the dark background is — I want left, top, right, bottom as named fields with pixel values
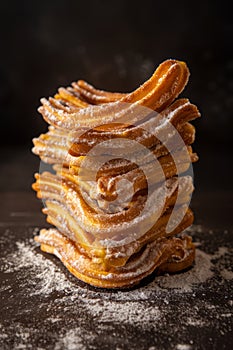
left=0, top=0, right=232, bottom=195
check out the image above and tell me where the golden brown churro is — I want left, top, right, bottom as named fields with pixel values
left=32, top=59, right=200, bottom=288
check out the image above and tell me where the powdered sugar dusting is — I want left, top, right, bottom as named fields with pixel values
left=0, top=233, right=215, bottom=298
left=83, top=299, right=161, bottom=325
left=54, top=327, right=95, bottom=350
left=1, top=225, right=233, bottom=349
left=2, top=239, right=73, bottom=295
left=1, top=225, right=232, bottom=299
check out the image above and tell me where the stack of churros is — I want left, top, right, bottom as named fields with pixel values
left=32, top=59, right=200, bottom=288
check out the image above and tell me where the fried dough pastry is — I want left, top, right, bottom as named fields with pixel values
left=32, top=59, right=200, bottom=288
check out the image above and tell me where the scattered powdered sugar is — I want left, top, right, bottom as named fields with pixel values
left=83, top=299, right=161, bottom=326
left=220, top=268, right=233, bottom=280
left=155, top=248, right=214, bottom=292
left=54, top=327, right=95, bottom=350
left=176, top=345, right=192, bottom=350
left=2, top=239, right=74, bottom=295
left=1, top=225, right=232, bottom=299
left=1, top=225, right=232, bottom=349
left=0, top=324, right=8, bottom=341
left=1, top=235, right=215, bottom=298
left=0, top=323, right=34, bottom=350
